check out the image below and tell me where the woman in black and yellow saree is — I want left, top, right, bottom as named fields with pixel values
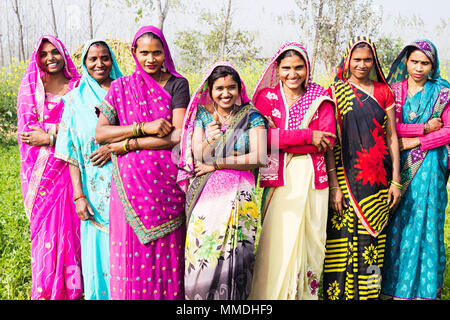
left=323, top=37, right=401, bottom=300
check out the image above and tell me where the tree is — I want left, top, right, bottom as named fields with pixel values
left=49, top=0, right=58, bottom=38
left=87, top=0, right=94, bottom=38
left=376, top=36, right=404, bottom=74
left=10, top=0, right=25, bottom=62
left=105, top=0, right=180, bottom=31
left=174, top=1, right=261, bottom=72
left=285, top=0, right=382, bottom=77
left=219, top=0, right=232, bottom=60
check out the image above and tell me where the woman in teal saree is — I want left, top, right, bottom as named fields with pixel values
left=381, top=39, right=450, bottom=300
left=55, top=39, right=123, bottom=299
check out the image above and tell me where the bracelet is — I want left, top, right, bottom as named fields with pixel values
left=391, top=181, right=403, bottom=190
left=140, top=122, right=146, bottom=136
left=73, top=194, right=86, bottom=202
left=49, top=133, right=55, bottom=146
left=123, top=138, right=130, bottom=153
left=215, top=159, right=222, bottom=170
left=424, top=121, right=430, bottom=134
left=327, top=168, right=336, bottom=173
left=330, top=186, right=340, bottom=191
left=132, top=122, right=138, bottom=137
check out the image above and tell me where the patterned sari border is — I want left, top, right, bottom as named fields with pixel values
left=111, top=154, right=184, bottom=244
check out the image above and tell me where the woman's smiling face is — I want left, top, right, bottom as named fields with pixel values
left=38, top=40, right=65, bottom=75
left=210, top=75, right=239, bottom=110
left=277, top=53, right=307, bottom=92
left=85, top=44, right=113, bottom=84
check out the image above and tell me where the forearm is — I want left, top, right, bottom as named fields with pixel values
left=128, top=129, right=180, bottom=151
left=395, top=122, right=424, bottom=138
left=95, top=123, right=135, bottom=144
left=216, top=150, right=267, bottom=171
left=325, top=149, right=339, bottom=187
left=69, top=164, right=84, bottom=197
left=387, top=130, right=401, bottom=183
left=268, top=128, right=312, bottom=149
left=419, top=126, right=450, bottom=151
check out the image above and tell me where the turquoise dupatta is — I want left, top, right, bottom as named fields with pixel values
left=55, top=39, right=123, bottom=300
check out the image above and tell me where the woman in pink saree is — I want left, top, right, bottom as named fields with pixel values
left=95, top=26, right=189, bottom=300
left=17, top=35, right=82, bottom=300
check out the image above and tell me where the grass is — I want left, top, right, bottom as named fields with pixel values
left=0, top=143, right=449, bottom=300
left=0, top=144, right=31, bottom=299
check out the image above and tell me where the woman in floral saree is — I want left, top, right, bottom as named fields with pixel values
left=381, top=39, right=450, bottom=300
left=178, top=62, right=267, bottom=300
left=95, top=26, right=189, bottom=300
left=323, top=36, right=401, bottom=300
left=248, top=42, right=336, bottom=300
left=17, top=35, right=82, bottom=300
left=55, top=39, right=123, bottom=299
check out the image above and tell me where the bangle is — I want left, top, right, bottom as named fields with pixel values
left=132, top=122, right=138, bottom=137
left=73, top=194, right=86, bottom=202
left=215, top=159, right=222, bottom=170
left=330, top=186, right=339, bottom=191
left=49, top=133, right=55, bottom=146
left=391, top=181, right=403, bottom=190
left=327, top=168, right=336, bottom=173
left=140, top=122, right=146, bottom=136
left=123, top=138, right=130, bottom=153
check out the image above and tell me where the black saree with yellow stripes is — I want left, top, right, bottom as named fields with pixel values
left=323, top=37, right=393, bottom=300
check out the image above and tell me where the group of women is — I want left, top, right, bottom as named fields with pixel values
left=16, top=24, right=449, bottom=300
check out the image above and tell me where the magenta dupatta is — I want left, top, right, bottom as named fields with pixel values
left=252, top=42, right=333, bottom=189
left=100, top=26, right=186, bottom=245
left=17, top=35, right=80, bottom=220
left=176, top=61, right=251, bottom=192
left=17, top=35, right=82, bottom=300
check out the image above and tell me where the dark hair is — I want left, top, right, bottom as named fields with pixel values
left=275, top=50, right=304, bottom=65
left=134, top=32, right=163, bottom=49
left=207, top=66, right=242, bottom=98
left=405, top=46, right=433, bottom=65
left=84, top=41, right=111, bottom=63
left=353, top=42, right=371, bottom=50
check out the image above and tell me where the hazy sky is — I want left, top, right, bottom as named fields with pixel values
left=7, top=0, right=448, bottom=63
left=145, top=0, right=450, bottom=60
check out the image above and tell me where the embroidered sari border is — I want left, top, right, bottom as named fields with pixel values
left=111, top=154, right=184, bottom=244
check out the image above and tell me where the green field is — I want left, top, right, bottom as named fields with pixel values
left=0, top=144, right=449, bottom=300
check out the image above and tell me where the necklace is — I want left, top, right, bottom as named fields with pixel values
left=407, top=88, right=424, bottom=121
left=213, top=102, right=236, bottom=124
left=157, top=70, right=163, bottom=84
left=285, top=93, right=302, bottom=100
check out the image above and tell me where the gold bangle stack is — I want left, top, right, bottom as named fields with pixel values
left=391, top=180, right=403, bottom=190
left=132, top=122, right=147, bottom=137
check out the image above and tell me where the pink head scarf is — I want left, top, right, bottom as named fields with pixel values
left=132, top=25, right=184, bottom=80
left=177, top=61, right=250, bottom=192
left=17, top=35, right=80, bottom=219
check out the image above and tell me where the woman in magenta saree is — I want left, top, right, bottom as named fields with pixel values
left=17, top=35, right=82, bottom=300
left=95, top=26, right=189, bottom=300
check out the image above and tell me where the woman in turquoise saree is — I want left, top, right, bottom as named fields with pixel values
left=381, top=39, right=450, bottom=300
left=55, top=39, right=123, bottom=299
